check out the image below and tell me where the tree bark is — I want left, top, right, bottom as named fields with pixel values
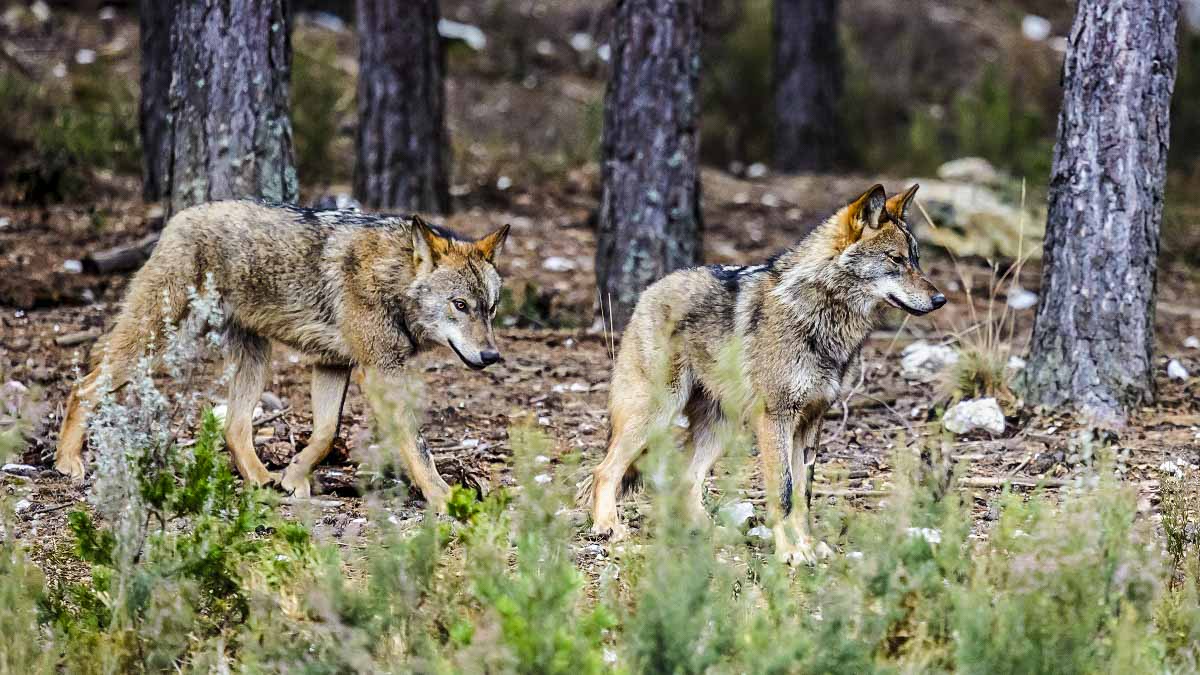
left=773, top=0, right=842, bottom=172
left=138, top=0, right=171, bottom=202
left=1024, top=0, right=1179, bottom=426
left=596, top=0, right=704, bottom=330
left=354, top=0, right=450, bottom=213
left=166, top=0, right=298, bottom=216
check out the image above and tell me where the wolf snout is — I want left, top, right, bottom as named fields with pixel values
left=480, top=349, right=503, bottom=366
left=931, top=293, right=947, bottom=310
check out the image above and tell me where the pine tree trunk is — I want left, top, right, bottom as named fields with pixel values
left=596, top=0, right=704, bottom=330
left=773, top=0, right=842, bottom=172
left=138, top=0, right=171, bottom=202
left=354, top=0, right=449, bottom=213
left=1024, top=0, right=1179, bottom=426
left=166, top=0, right=298, bottom=216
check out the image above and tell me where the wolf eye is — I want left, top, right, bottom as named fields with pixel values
left=452, top=299, right=469, bottom=312
left=888, top=255, right=907, bottom=266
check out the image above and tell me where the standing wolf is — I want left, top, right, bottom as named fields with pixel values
left=589, top=184, right=945, bottom=563
left=55, top=200, right=510, bottom=506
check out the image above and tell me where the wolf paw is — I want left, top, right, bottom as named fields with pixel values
left=776, top=539, right=834, bottom=566
left=590, top=520, right=629, bottom=542
left=280, top=466, right=311, bottom=498
left=55, top=455, right=86, bottom=480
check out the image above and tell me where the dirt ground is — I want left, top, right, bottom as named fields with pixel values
left=3, top=166, right=1200, bottom=585
left=1, top=3, right=1199, bottom=586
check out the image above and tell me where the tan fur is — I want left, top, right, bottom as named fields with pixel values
left=589, top=185, right=945, bottom=563
left=55, top=200, right=510, bottom=508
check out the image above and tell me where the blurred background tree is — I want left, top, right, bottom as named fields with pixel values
left=595, top=0, right=704, bottom=330
left=354, top=0, right=449, bottom=213
left=163, top=0, right=297, bottom=215
left=772, top=0, right=842, bottom=172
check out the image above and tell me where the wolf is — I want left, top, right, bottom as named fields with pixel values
left=588, top=184, right=945, bottom=563
left=54, top=200, right=510, bottom=507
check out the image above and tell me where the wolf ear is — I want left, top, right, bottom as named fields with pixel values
left=885, top=184, right=919, bottom=223
left=412, top=215, right=451, bottom=271
left=845, top=184, right=888, bottom=242
left=475, top=223, right=510, bottom=263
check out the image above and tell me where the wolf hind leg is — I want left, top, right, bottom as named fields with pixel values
left=361, top=368, right=451, bottom=510
left=55, top=260, right=194, bottom=478
left=681, top=395, right=727, bottom=524
left=281, top=364, right=351, bottom=498
left=223, top=326, right=277, bottom=487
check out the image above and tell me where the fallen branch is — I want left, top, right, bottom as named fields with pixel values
left=55, top=329, right=101, bottom=347
left=83, top=232, right=160, bottom=274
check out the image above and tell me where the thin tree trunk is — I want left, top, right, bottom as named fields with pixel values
left=138, top=0, right=170, bottom=202
left=773, top=0, right=842, bottom=172
left=1024, top=0, right=1179, bottom=426
left=354, top=0, right=449, bottom=213
left=166, top=0, right=298, bottom=216
left=596, top=0, right=704, bottom=330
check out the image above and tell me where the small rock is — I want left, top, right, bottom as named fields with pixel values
left=438, top=19, right=487, bottom=51
left=259, top=391, right=284, bottom=411
left=719, top=500, right=755, bottom=530
left=1006, top=287, right=1037, bottom=310
left=596, top=43, right=611, bottom=62
left=747, top=525, right=772, bottom=541
left=74, top=49, right=96, bottom=65
left=936, top=157, right=1001, bottom=185
left=534, top=473, right=551, bottom=484
left=495, top=175, right=513, bottom=191
left=1168, top=359, right=1190, bottom=381
left=746, top=163, right=768, bottom=179
left=1006, top=355, right=1027, bottom=371
left=542, top=256, right=575, bottom=272
left=847, top=550, right=865, bottom=560
left=1184, top=335, right=1199, bottom=350
left=1021, top=14, right=1052, bottom=41
left=901, top=341, right=959, bottom=382
left=943, top=397, right=1005, bottom=435
left=906, top=527, right=942, bottom=545
left=211, top=403, right=229, bottom=427
left=14, top=499, right=33, bottom=514
left=569, top=32, right=594, bottom=52
left=62, top=259, right=83, bottom=274
left=2, top=463, right=38, bottom=477
left=1160, top=460, right=1184, bottom=478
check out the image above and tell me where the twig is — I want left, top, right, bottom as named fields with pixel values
left=279, top=496, right=342, bottom=508
left=30, top=502, right=77, bottom=516
left=252, top=407, right=291, bottom=428
left=55, top=330, right=101, bottom=347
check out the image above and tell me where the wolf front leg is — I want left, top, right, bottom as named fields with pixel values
left=787, top=418, right=833, bottom=561
left=224, top=329, right=279, bottom=487
left=281, top=364, right=352, bottom=498
left=755, top=409, right=821, bottom=565
left=362, top=368, right=451, bottom=510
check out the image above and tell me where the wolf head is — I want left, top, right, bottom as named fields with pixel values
left=834, top=184, right=946, bottom=316
left=405, top=217, right=510, bottom=370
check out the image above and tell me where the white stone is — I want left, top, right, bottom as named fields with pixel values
left=936, top=157, right=1001, bottom=185
left=746, top=162, right=768, bottom=179
left=534, top=473, right=551, bottom=484
left=906, top=527, right=942, bottom=544
left=14, top=499, right=33, bottom=514
left=1184, top=335, right=1199, bottom=350
left=74, top=49, right=96, bottom=65
left=541, top=256, right=575, bottom=272
left=1006, top=355, right=1027, bottom=371
left=943, top=397, right=1005, bottom=435
left=719, top=500, right=755, bottom=529
left=569, top=32, right=594, bottom=52
left=1006, top=287, right=1037, bottom=310
left=747, top=525, right=772, bottom=541
left=596, top=44, right=611, bottom=62
left=2, top=463, right=38, bottom=477
left=1021, top=14, right=1052, bottom=41
left=495, top=175, right=512, bottom=191
left=437, top=19, right=486, bottom=51
left=900, top=341, right=959, bottom=382
left=1168, top=359, right=1190, bottom=381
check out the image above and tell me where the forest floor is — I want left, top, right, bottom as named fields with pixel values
left=3, top=168, right=1200, bottom=588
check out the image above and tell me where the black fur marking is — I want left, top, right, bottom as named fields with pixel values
left=897, top=221, right=921, bottom=269
left=747, top=295, right=765, bottom=333
left=806, top=462, right=815, bottom=510
left=781, top=466, right=794, bottom=516
left=706, top=265, right=743, bottom=292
